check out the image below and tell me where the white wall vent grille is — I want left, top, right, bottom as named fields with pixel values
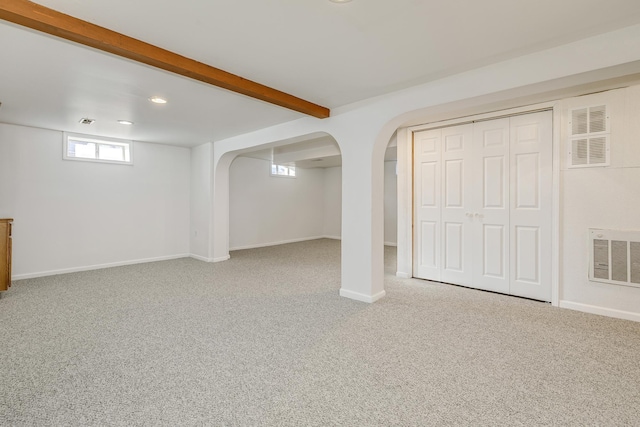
left=589, top=229, right=640, bottom=288
left=568, top=105, right=610, bottom=168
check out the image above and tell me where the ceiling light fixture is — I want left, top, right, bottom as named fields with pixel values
left=149, top=96, right=167, bottom=104
left=329, top=0, right=353, bottom=3
left=118, top=120, right=134, bottom=125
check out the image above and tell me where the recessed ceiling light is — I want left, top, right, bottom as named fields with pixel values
left=118, top=120, right=134, bottom=125
left=330, top=0, right=352, bottom=3
left=79, top=118, right=95, bottom=125
left=149, top=96, right=167, bottom=104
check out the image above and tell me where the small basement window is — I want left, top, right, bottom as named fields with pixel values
left=63, top=133, right=133, bottom=165
left=271, top=163, right=296, bottom=177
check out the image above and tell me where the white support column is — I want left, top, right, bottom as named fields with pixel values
left=339, top=134, right=386, bottom=303
left=210, top=151, right=235, bottom=262
left=189, top=142, right=213, bottom=261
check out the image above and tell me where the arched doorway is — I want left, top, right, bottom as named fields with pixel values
left=227, top=134, right=342, bottom=252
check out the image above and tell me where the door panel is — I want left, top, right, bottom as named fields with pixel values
left=483, top=156, right=506, bottom=208
left=413, top=129, right=441, bottom=280
left=421, top=162, right=438, bottom=206
left=473, top=118, right=510, bottom=293
left=444, top=222, right=464, bottom=271
left=483, top=224, right=506, bottom=279
left=483, top=128, right=506, bottom=147
left=515, top=153, right=539, bottom=209
left=509, top=111, right=552, bottom=301
left=515, top=225, right=539, bottom=283
left=444, top=159, right=463, bottom=207
left=420, top=221, right=438, bottom=268
left=440, top=124, right=473, bottom=285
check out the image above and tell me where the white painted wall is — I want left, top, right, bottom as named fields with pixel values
left=322, top=163, right=397, bottom=245
left=0, top=123, right=190, bottom=278
left=190, top=142, right=212, bottom=260
left=211, top=24, right=640, bottom=305
left=558, top=86, right=640, bottom=320
left=384, top=161, right=398, bottom=246
left=229, top=156, right=325, bottom=250
left=323, top=166, right=342, bottom=240
left=229, top=161, right=397, bottom=249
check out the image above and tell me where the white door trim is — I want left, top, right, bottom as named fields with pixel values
left=397, top=101, right=560, bottom=306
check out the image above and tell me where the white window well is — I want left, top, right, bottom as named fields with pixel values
left=271, top=163, right=296, bottom=177
left=63, top=133, right=133, bottom=165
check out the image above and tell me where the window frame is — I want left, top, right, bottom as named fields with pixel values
left=270, top=163, right=296, bottom=178
left=63, top=132, right=134, bottom=165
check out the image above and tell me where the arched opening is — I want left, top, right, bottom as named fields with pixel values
left=227, top=133, right=342, bottom=252
left=210, top=131, right=346, bottom=295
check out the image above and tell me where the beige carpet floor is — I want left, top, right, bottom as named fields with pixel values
left=1, top=238, right=639, bottom=426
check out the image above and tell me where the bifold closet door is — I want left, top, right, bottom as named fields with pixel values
left=413, top=111, right=552, bottom=302
left=413, top=124, right=474, bottom=284
left=472, top=118, right=511, bottom=295
left=509, top=111, right=552, bottom=301
left=413, top=128, right=441, bottom=281
left=440, top=124, right=474, bottom=286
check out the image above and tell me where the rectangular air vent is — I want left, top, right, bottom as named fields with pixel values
left=589, top=229, right=640, bottom=288
left=568, top=105, right=609, bottom=168
left=570, top=137, right=609, bottom=166
left=570, top=105, right=608, bottom=136
left=588, top=105, right=607, bottom=133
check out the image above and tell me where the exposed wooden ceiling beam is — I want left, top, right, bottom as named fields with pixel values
left=0, top=0, right=330, bottom=119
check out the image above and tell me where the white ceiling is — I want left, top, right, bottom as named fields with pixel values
left=2, top=0, right=640, bottom=148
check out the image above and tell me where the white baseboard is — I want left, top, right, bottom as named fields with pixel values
left=229, top=236, right=326, bottom=251
left=396, top=272, right=411, bottom=279
left=322, top=235, right=341, bottom=241
left=339, top=288, right=387, bottom=303
left=213, top=255, right=230, bottom=262
left=189, top=254, right=215, bottom=262
left=13, top=253, right=190, bottom=280
left=321, top=235, right=397, bottom=248
left=559, top=300, right=640, bottom=323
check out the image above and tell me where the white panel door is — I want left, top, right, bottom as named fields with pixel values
left=412, top=111, right=553, bottom=301
left=509, top=111, right=552, bottom=301
left=413, top=129, right=441, bottom=281
left=440, top=124, right=474, bottom=286
left=472, top=118, right=511, bottom=294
